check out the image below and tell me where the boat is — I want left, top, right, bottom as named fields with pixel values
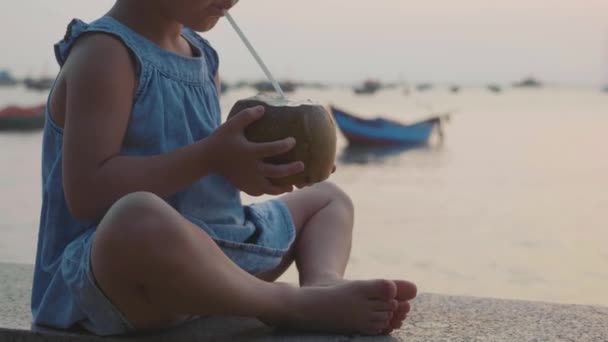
left=353, top=80, right=382, bottom=95
left=0, top=70, right=17, bottom=86
left=415, top=83, right=433, bottom=92
left=487, top=84, right=502, bottom=93
left=329, top=106, right=447, bottom=146
left=220, top=81, right=229, bottom=94
left=513, top=76, right=542, bottom=88
left=0, top=104, right=46, bottom=131
left=24, top=77, right=54, bottom=92
left=253, top=80, right=296, bottom=93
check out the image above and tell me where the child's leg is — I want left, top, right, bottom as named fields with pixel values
left=285, top=182, right=355, bottom=285
left=91, top=191, right=399, bottom=335
left=255, top=182, right=353, bottom=284
left=266, top=182, right=417, bottom=330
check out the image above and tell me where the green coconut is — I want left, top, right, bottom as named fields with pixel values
left=227, top=93, right=337, bottom=187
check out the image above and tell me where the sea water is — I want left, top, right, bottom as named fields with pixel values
left=1, top=85, right=607, bottom=306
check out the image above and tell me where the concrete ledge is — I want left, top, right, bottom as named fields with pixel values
left=2, top=263, right=607, bottom=341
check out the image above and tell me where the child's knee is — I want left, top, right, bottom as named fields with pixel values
left=317, top=182, right=354, bottom=215
left=113, top=192, right=167, bottom=216
left=97, top=192, right=183, bottom=251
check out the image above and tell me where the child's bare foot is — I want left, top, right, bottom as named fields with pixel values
left=300, top=276, right=417, bottom=335
left=264, top=279, right=403, bottom=335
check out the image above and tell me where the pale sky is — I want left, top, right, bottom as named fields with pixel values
left=1, top=0, right=606, bottom=86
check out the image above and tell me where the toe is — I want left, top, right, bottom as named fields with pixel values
left=390, top=319, right=404, bottom=330
left=396, top=301, right=411, bottom=315
left=394, top=309, right=408, bottom=322
left=394, top=280, right=417, bottom=300
left=366, top=279, right=397, bottom=300
left=370, top=311, right=393, bottom=322
left=372, top=299, right=398, bottom=312
left=389, top=313, right=407, bottom=330
left=389, top=302, right=410, bottom=327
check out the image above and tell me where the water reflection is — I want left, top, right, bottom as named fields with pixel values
left=338, top=143, right=443, bottom=165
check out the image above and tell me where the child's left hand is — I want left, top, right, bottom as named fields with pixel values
left=206, top=106, right=304, bottom=196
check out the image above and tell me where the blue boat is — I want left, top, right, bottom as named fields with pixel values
left=0, top=70, right=17, bottom=86
left=329, top=106, right=446, bottom=146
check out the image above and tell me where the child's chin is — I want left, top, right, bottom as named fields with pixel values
left=190, top=18, right=220, bottom=32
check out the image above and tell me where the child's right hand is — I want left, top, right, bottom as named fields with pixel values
left=207, top=105, right=304, bottom=196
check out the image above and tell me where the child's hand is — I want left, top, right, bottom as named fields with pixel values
left=208, top=106, right=304, bottom=196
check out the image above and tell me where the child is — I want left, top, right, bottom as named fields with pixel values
left=32, top=0, right=417, bottom=336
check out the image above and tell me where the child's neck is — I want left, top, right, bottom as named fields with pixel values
left=108, top=1, right=192, bottom=57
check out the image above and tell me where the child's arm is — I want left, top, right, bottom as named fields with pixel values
left=61, top=35, right=300, bottom=221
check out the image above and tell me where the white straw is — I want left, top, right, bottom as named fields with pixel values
left=225, top=12, right=286, bottom=99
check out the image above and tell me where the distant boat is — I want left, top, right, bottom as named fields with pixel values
left=0, top=70, right=17, bottom=86
left=487, top=84, right=502, bottom=93
left=450, top=85, right=460, bottom=94
left=416, top=83, right=433, bottom=92
left=0, top=104, right=46, bottom=131
left=513, top=77, right=543, bottom=88
left=220, top=81, right=229, bottom=94
left=329, top=106, right=447, bottom=146
left=234, top=80, right=250, bottom=89
left=0, top=70, right=17, bottom=87
left=24, top=77, right=54, bottom=92
left=300, top=82, right=328, bottom=90
left=253, top=80, right=296, bottom=93
left=353, top=80, right=382, bottom=95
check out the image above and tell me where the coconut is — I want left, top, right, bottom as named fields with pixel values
left=227, top=93, right=337, bottom=187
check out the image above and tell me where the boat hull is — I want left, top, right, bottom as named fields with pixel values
left=330, top=107, right=438, bottom=146
left=0, top=115, right=45, bottom=131
left=0, top=104, right=46, bottom=131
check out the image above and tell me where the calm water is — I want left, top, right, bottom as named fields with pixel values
left=1, top=86, right=607, bottom=307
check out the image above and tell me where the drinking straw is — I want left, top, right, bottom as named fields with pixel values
left=225, top=12, right=286, bottom=99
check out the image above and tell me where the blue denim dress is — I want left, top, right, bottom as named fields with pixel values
left=32, top=16, right=295, bottom=336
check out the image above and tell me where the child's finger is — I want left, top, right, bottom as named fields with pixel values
left=227, top=105, right=264, bottom=130
left=258, top=161, right=304, bottom=179
left=295, top=182, right=308, bottom=189
left=254, top=137, right=296, bottom=157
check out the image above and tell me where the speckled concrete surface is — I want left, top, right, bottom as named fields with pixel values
left=0, top=262, right=34, bottom=331
left=395, top=293, right=608, bottom=342
left=1, top=263, right=607, bottom=341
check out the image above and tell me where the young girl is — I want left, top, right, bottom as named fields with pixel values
left=32, top=0, right=417, bottom=336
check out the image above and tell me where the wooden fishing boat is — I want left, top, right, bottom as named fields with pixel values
left=253, top=80, right=296, bottom=93
left=24, top=77, right=54, bottom=92
left=353, top=80, right=382, bottom=95
left=513, top=76, right=542, bottom=88
left=487, top=84, right=502, bottom=93
left=0, top=104, right=46, bottom=131
left=329, top=106, right=446, bottom=146
left=0, top=70, right=17, bottom=87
